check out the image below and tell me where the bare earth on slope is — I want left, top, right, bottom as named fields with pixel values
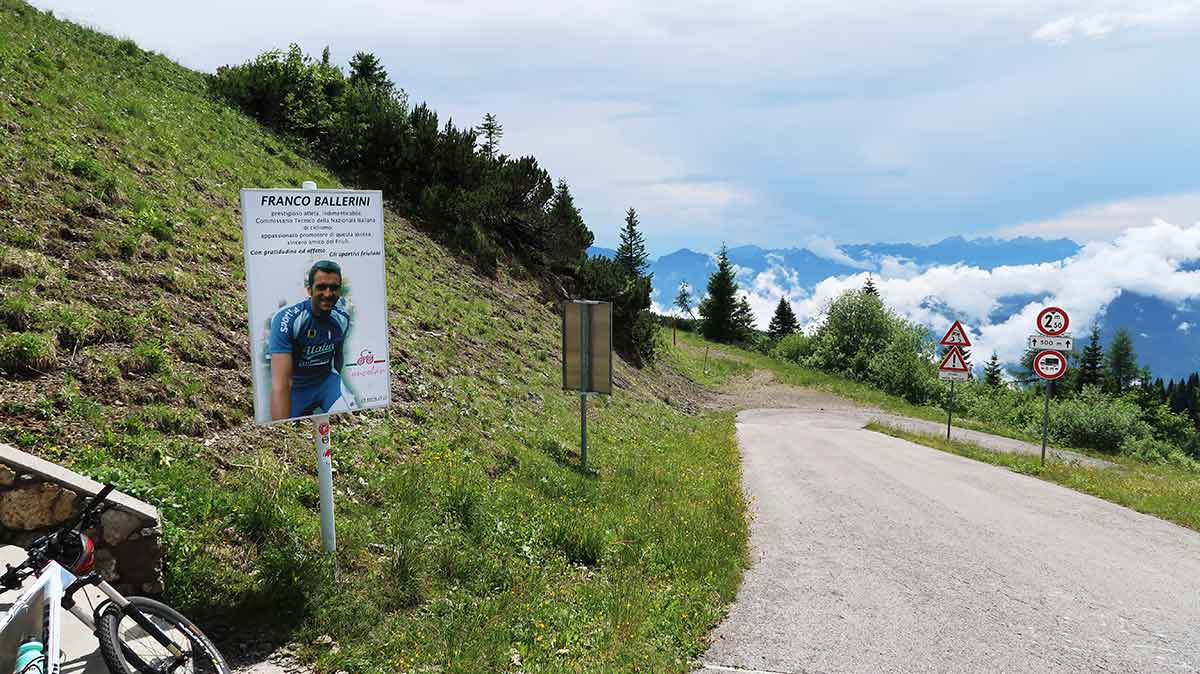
left=701, top=369, right=856, bottom=413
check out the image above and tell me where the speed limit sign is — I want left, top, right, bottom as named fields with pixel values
left=1033, top=350, right=1068, bottom=380
left=1036, top=306, right=1070, bottom=337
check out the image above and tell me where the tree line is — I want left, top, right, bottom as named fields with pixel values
left=211, top=45, right=662, bottom=365
left=209, top=46, right=591, bottom=274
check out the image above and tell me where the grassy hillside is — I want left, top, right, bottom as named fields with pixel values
left=0, top=3, right=747, bottom=672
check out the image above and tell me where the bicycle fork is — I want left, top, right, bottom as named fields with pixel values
left=64, top=575, right=188, bottom=668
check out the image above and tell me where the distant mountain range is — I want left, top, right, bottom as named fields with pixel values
left=587, top=236, right=1200, bottom=381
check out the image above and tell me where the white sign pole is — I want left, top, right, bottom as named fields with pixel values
left=301, top=180, right=338, bottom=566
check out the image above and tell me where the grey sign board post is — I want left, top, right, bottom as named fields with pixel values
left=562, top=301, right=613, bottom=470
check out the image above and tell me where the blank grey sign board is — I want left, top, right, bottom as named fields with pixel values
left=562, top=301, right=612, bottom=394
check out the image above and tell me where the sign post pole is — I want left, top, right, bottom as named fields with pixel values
left=312, top=415, right=337, bottom=555
left=947, top=380, right=954, bottom=440
left=300, top=180, right=339, bottom=572
left=1041, top=380, right=1050, bottom=465
left=580, top=303, right=590, bottom=472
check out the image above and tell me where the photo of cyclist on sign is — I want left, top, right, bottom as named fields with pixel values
left=268, top=260, right=360, bottom=420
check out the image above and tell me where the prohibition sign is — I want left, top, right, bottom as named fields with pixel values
left=1036, top=307, right=1070, bottom=337
left=1033, top=350, right=1068, bottom=380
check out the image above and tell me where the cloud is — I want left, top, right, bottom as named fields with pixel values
left=1033, top=2, right=1200, bottom=44
left=738, top=220, right=1200, bottom=366
left=804, top=235, right=873, bottom=269
left=1179, top=321, right=1194, bottom=334
left=997, top=192, right=1200, bottom=242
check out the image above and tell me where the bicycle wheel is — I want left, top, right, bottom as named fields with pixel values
left=97, top=596, right=231, bottom=674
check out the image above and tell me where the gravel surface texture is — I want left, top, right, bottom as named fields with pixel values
left=695, top=407, right=1200, bottom=674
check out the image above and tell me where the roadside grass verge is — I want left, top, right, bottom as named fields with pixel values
left=867, top=422, right=1200, bottom=533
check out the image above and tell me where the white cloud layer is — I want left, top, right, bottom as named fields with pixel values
left=998, top=192, right=1200, bottom=241
left=742, top=220, right=1200, bottom=368
left=804, top=236, right=873, bottom=269
left=1033, top=2, right=1200, bottom=44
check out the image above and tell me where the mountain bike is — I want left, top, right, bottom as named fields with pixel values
left=0, top=483, right=230, bottom=673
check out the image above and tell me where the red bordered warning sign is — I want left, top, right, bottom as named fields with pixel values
left=939, top=320, right=971, bottom=347
left=1033, top=350, right=1068, bottom=380
left=938, top=346, right=970, bottom=373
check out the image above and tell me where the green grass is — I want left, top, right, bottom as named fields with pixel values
left=661, top=331, right=754, bottom=388
left=0, top=3, right=749, bottom=672
left=867, top=422, right=1200, bottom=533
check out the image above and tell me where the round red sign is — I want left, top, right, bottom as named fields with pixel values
left=1033, top=350, right=1068, bottom=380
left=319, top=422, right=330, bottom=437
left=1036, top=306, right=1070, bottom=337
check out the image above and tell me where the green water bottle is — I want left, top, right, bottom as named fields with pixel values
left=13, top=638, right=43, bottom=674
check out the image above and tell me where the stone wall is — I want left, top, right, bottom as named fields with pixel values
left=0, top=443, right=161, bottom=595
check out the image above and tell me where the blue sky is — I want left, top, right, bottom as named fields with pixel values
left=31, top=0, right=1200, bottom=255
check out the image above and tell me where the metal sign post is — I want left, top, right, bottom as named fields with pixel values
left=580, top=302, right=590, bottom=471
left=562, top=301, right=612, bottom=472
left=947, top=380, right=954, bottom=440
left=1041, top=381, right=1051, bottom=464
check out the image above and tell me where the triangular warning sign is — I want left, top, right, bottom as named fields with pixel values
left=938, top=346, right=969, bottom=372
left=939, top=320, right=971, bottom=347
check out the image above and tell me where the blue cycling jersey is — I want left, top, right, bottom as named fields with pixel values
left=268, top=299, right=351, bottom=387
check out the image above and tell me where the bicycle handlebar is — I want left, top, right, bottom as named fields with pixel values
left=58, top=483, right=116, bottom=538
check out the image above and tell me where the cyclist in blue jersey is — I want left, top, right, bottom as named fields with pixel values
left=269, top=260, right=355, bottom=420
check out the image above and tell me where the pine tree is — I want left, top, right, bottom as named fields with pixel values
left=1168, top=379, right=1185, bottom=413
left=348, top=51, right=393, bottom=94
left=478, top=113, right=503, bottom=162
left=767, top=297, right=799, bottom=340
left=699, top=244, right=739, bottom=342
left=614, top=207, right=649, bottom=278
left=672, top=282, right=693, bottom=346
left=545, top=179, right=592, bottom=270
left=1187, top=373, right=1200, bottom=428
left=321, top=46, right=331, bottom=66
left=1105, top=328, right=1138, bottom=394
left=732, top=296, right=757, bottom=342
left=1076, top=326, right=1104, bottom=391
left=984, top=351, right=1003, bottom=386
left=863, top=274, right=879, bottom=296
left=674, top=282, right=693, bottom=319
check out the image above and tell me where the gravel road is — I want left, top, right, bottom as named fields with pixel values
left=695, top=407, right=1200, bottom=674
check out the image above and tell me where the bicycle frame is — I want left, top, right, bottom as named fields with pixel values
left=0, top=560, right=136, bottom=674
